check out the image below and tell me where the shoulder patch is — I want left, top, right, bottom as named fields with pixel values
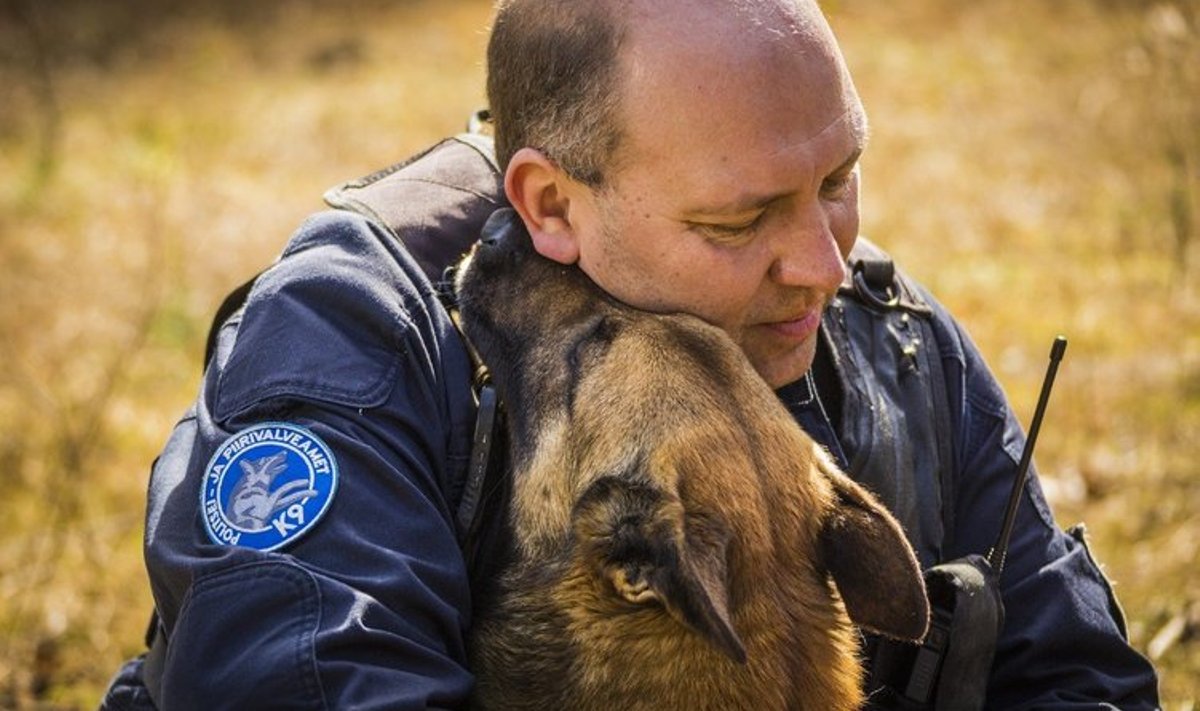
left=200, top=422, right=339, bottom=551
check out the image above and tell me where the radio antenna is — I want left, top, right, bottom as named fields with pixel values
left=987, top=336, right=1068, bottom=575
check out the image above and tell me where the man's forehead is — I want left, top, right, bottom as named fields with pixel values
left=846, top=102, right=871, bottom=146
left=623, top=0, right=830, bottom=41
left=620, top=0, right=849, bottom=90
left=618, top=1, right=858, bottom=123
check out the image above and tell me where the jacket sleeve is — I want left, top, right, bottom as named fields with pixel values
left=143, top=212, right=479, bottom=710
left=930, top=300, right=1160, bottom=709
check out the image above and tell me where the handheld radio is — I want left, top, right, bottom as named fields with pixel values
left=870, top=336, right=1068, bottom=710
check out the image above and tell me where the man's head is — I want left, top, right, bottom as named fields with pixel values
left=487, top=0, right=867, bottom=388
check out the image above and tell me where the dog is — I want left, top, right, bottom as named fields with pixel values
left=453, top=209, right=929, bottom=710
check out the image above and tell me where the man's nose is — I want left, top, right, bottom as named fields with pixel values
left=768, top=204, right=848, bottom=293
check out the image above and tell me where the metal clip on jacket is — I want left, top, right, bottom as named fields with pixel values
left=852, top=255, right=900, bottom=310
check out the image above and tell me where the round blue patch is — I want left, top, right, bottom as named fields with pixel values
left=200, top=422, right=338, bottom=551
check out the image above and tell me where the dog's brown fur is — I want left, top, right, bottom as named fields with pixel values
left=455, top=211, right=929, bottom=710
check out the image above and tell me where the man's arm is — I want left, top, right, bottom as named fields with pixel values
left=143, top=212, right=479, bottom=709
left=932, top=303, right=1160, bottom=708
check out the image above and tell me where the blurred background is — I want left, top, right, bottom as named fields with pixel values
left=0, top=0, right=1196, bottom=707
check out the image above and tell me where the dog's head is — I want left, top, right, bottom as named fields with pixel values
left=456, top=208, right=928, bottom=670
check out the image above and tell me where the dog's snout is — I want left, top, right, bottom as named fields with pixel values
left=480, top=208, right=519, bottom=247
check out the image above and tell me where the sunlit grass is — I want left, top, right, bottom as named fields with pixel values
left=0, top=0, right=1195, bottom=706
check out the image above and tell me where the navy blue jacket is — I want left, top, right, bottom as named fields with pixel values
left=102, top=136, right=1158, bottom=710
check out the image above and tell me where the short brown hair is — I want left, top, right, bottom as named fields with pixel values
left=486, top=0, right=627, bottom=186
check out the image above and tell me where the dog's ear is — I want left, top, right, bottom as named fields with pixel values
left=816, top=457, right=930, bottom=642
left=573, top=475, right=747, bottom=664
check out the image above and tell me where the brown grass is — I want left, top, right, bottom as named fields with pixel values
left=0, top=0, right=1195, bottom=707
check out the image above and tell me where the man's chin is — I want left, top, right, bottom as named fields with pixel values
left=750, top=342, right=818, bottom=390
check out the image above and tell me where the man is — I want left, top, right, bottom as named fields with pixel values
left=102, top=0, right=1159, bottom=708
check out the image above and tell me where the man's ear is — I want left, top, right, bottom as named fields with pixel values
left=572, top=475, right=747, bottom=664
left=816, top=458, right=930, bottom=642
left=504, top=147, right=581, bottom=265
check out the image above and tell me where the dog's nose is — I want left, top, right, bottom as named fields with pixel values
left=480, top=208, right=518, bottom=246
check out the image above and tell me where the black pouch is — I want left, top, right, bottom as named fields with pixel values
left=868, top=554, right=1004, bottom=711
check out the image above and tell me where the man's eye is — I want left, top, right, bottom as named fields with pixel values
left=687, top=216, right=763, bottom=244
left=821, top=170, right=856, bottom=199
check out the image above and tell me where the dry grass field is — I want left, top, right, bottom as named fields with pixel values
left=0, top=0, right=1196, bottom=707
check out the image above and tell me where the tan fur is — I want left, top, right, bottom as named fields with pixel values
left=455, top=214, right=927, bottom=710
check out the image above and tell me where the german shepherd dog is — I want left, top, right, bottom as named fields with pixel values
left=454, top=209, right=929, bottom=710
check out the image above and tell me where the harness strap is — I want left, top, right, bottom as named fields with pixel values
left=143, top=613, right=167, bottom=707
left=438, top=265, right=504, bottom=549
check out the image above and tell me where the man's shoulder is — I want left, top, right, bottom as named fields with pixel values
left=265, top=209, right=434, bottom=314
left=323, top=134, right=505, bottom=283
left=204, top=133, right=499, bottom=427
left=208, top=209, right=472, bottom=425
